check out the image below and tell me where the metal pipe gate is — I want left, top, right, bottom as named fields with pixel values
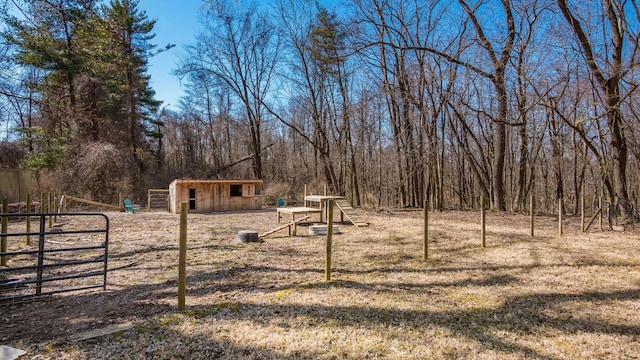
left=0, top=212, right=109, bottom=303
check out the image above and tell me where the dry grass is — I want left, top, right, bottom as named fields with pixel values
left=1, top=208, right=640, bottom=359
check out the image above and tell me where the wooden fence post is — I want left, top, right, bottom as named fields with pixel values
left=423, top=199, right=429, bottom=260
left=558, top=198, right=563, bottom=236
left=48, top=192, right=52, bottom=228
left=1, top=199, right=7, bottom=266
left=530, top=194, right=535, bottom=237
left=178, top=202, right=188, bottom=311
left=53, top=192, right=57, bottom=222
left=325, top=199, right=334, bottom=281
left=580, top=190, right=585, bottom=232
left=26, top=193, right=31, bottom=245
left=480, top=196, right=486, bottom=248
left=304, top=184, right=308, bottom=207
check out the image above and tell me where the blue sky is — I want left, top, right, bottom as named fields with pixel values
left=138, top=0, right=342, bottom=111
left=138, top=0, right=203, bottom=110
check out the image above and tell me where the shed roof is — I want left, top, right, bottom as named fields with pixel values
left=170, top=179, right=263, bottom=186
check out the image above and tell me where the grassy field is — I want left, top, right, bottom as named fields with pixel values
left=1, top=207, right=639, bottom=359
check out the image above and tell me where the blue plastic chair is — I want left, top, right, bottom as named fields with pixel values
left=276, top=198, right=286, bottom=208
left=124, top=198, right=140, bottom=213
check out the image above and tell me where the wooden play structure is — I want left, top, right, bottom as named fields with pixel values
left=273, top=195, right=368, bottom=230
left=260, top=185, right=368, bottom=239
left=304, top=193, right=369, bottom=227
left=305, top=195, right=369, bottom=228
left=334, top=198, right=368, bottom=227
left=168, top=179, right=263, bottom=214
left=276, top=207, right=321, bottom=224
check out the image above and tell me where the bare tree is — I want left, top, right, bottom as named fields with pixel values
left=179, top=0, right=280, bottom=179
left=270, top=0, right=343, bottom=192
left=362, top=0, right=516, bottom=210
left=557, top=0, right=639, bottom=214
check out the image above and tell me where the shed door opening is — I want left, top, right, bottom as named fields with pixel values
left=230, top=184, right=242, bottom=197
left=189, top=188, right=196, bottom=210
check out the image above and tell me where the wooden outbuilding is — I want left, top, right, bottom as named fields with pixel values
left=168, top=179, right=263, bottom=214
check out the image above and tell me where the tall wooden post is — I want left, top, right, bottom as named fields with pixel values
left=580, top=189, right=585, bottom=232
left=53, top=192, right=58, bottom=222
left=178, top=202, right=188, bottom=311
left=36, top=215, right=45, bottom=295
left=26, top=193, right=31, bottom=245
left=48, top=192, right=52, bottom=228
left=325, top=199, right=334, bottom=281
left=304, top=185, right=308, bottom=207
left=423, top=200, right=429, bottom=260
left=1, top=199, right=7, bottom=266
left=558, top=198, right=563, bottom=236
left=323, top=184, right=328, bottom=196
left=480, top=196, right=486, bottom=248
left=530, top=194, right=535, bottom=237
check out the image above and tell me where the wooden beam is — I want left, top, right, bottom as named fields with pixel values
left=64, top=195, right=121, bottom=211
left=423, top=199, right=428, bottom=260
left=584, top=207, right=602, bottom=232
left=259, top=216, right=310, bottom=238
left=325, top=200, right=334, bottom=281
left=480, top=196, right=486, bottom=248
left=1, top=199, right=7, bottom=266
left=178, top=203, right=187, bottom=311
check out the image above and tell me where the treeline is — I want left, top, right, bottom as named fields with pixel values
left=1, top=0, right=639, bottom=215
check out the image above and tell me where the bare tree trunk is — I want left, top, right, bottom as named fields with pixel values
left=557, top=0, right=631, bottom=207
left=547, top=101, right=564, bottom=205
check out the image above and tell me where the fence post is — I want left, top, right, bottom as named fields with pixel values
left=558, top=198, right=563, bottom=236
left=36, top=214, right=46, bottom=295
left=530, top=194, right=535, bottom=237
left=53, top=192, right=57, bottom=222
left=48, top=192, right=52, bottom=228
left=423, top=199, right=428, bottom=260
left=480, top=196, right=486, bottom=248
left=26, top=193, right=31, bottom=245
left=580, top=190, right=585, bottom=232
left=178, top=202, right=188, bottom=311
left=325, top=199, right=334, bottom=281
left=1, top=199, right=7, bottom=266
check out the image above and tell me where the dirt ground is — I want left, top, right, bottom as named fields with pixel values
left=1, top=207, right=639, bottom=359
